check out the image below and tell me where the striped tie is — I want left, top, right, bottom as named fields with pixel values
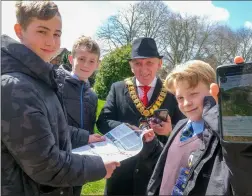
left=180, top=122, right=194, bottom=142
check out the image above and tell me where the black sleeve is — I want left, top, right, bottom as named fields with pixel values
left=96, top=83, right=122, bottom=134
left=69, top=126, right=90, bottom=149
left=1, top=77, right=106, bottom=187
left=141, top=137, right=164, bottom=160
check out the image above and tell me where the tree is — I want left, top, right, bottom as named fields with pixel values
left=88, top=70, right=98, bottom=87
left=236, top=27, right=252, bottom=62
left=62, top=51, right=71, bottom=65
left=97, top=1, right=252, bottom=69
left=161, top=13, right=216, bottom=67
left=97, top=1, right=170, bottom=53
left=61, top=51, right=72, bottom=71
left=97, top=3, right=142, bottom=52
left=94, top=45, right=133, bottom=100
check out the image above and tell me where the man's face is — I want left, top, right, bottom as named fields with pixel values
left=130, top=58, right=162, bottom=85
left=70, top=46, right=99, bottom=81
left=14, top=15, right=62, bottom=62
left=175, top=80, right=210, bottom=122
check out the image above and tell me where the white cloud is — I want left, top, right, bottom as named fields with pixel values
left=164, top=1, right=229, bottom=22
left=244, top=21, right=252, bottom=29
left=1, top=1, right=133, bottom=50
left=1, top=1, right=229, bottom=51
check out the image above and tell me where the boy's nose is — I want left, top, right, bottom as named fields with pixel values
left=183, top=99, right=192, bottom=106
left=45, top=36, right=55, bottom=47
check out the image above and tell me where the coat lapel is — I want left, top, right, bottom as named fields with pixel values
left=148, top=78, right=162, bottom=106
left=123, top=77, right=141, bottom=114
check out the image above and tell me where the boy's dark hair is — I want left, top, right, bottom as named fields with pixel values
left=72, top=35, right=100, bottom=59
left=15, top=1, right=61, bottom=30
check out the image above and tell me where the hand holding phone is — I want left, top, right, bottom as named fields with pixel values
left=149, top=109, right=172, bottom=136
left=149, top=109, right=169, bottom=125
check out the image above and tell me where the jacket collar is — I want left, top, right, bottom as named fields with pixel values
left=58, top=65, right=90, bottom=88
left=1, top=35, right=57, bottom=88
left=202, top=96, right=219, bottom=136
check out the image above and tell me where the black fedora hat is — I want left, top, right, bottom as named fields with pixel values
left=128, top=37, right=163, bottom=61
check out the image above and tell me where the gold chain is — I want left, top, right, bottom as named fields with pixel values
left=125, top=77, right=167, bottom=117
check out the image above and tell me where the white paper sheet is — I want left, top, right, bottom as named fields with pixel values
left=72, top=123, right=144, bottom=162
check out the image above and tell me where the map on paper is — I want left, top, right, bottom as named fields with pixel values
left=72, top=123, right=144, bottom=162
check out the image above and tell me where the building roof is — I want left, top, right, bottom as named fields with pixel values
left=50, top=48, right=69, bottom=61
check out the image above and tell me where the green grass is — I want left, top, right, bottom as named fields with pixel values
left=94, top=99, right=106, bottom=133
left=81, top=99, right=106, bottom=195
left=81, top=179, right=105, bottom=195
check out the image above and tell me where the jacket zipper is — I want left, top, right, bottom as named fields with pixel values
left=80, top=83, right=84, bottom=129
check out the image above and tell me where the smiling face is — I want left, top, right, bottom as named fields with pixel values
left=129, top=57, right=162, bottom=85
left=175, top=80, right=210, bottom=122
left=70, top=46, right=99, bottom=81
left=14, top=15, right=62, bottom=62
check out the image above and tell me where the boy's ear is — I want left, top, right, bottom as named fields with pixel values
left=68, top=55, right=73, bottom=65
left=14, top=23, right=22, bottom=40
left=96, top=60, right=101, bottom=69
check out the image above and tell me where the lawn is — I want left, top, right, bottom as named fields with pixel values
left=81, top=179, right=105, bottom=195
left=81, top=99, right=106, bottom=195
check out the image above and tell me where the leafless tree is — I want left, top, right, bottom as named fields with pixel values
left=236, top=27, right=252, bottom=62
left=206, top=25, right=237, bottom=65
left=161, top=13, right=216, bottom=68
left=97, top=1, right=252, bottom=67
left=136, top=1, right=171, bottom=50
left=97, top=1, right=171, bottom=53
left=97, top=3, right=142, bottom=51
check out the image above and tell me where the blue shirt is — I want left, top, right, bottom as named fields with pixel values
left=180, top=120, right=204, bottom=142
left=190, top=120, right=205, bottom=137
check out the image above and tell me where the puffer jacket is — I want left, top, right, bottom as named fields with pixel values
left=58, top=65, right=98, bottom=136
left=1, top=35, right=106, bottom=196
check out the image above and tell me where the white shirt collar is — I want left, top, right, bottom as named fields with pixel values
left=136, top=77, right=157, bottom=87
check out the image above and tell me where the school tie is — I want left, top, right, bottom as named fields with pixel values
left=180, top=122, right=194, bottom=142
left=140, top=86, right=151, bottom=107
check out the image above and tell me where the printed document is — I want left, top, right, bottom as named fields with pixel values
left=72, top=123, right=144, bottom=162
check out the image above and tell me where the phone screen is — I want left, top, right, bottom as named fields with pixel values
left=218, top=63, right=252, bottom=142
left=154, top=109, right=168, bottom=122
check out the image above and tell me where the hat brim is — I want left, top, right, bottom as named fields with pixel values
left=128, top=55, right=163, bottom=61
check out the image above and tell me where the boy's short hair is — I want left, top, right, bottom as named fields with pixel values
left=72, top=35, right=100, bottom=59
left=165, top=60, right=216, bottom=94
left=15, top=1, right=61, bottom=30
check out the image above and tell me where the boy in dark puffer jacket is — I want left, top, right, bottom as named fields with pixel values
left=1, top=2, right=119, bottom=196
left=58, top=35, right=104, bottom=147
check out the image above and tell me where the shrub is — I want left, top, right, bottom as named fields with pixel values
left=94, top=45, right=133, bottom=99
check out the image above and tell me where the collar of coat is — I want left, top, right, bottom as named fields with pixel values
left=58, top=65, right=90, bottom=89
left=1, top=34, right=58, bottom=89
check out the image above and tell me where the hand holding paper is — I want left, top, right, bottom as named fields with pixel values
left=150, top=114, right=172, bottom=136
left=72, top=123, right=145, bottom=162
left=88, top=133, right=105, bottom=144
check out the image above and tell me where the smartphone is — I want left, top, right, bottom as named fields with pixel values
left=151, top=109, right=169, bottom=124
left=216, top=62, right=252, bottom=143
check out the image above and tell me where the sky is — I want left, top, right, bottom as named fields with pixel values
left=2, top=1, right=252, bottom=51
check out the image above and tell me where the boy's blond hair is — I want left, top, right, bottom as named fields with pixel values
left=165, top=60, right=216, bottom=94
left=15, top=1, right=60, bottom=30
left=72, top=35, right=100, bottom=59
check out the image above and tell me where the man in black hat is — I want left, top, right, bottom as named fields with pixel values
left=96, top=37, right=185, bottom=195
